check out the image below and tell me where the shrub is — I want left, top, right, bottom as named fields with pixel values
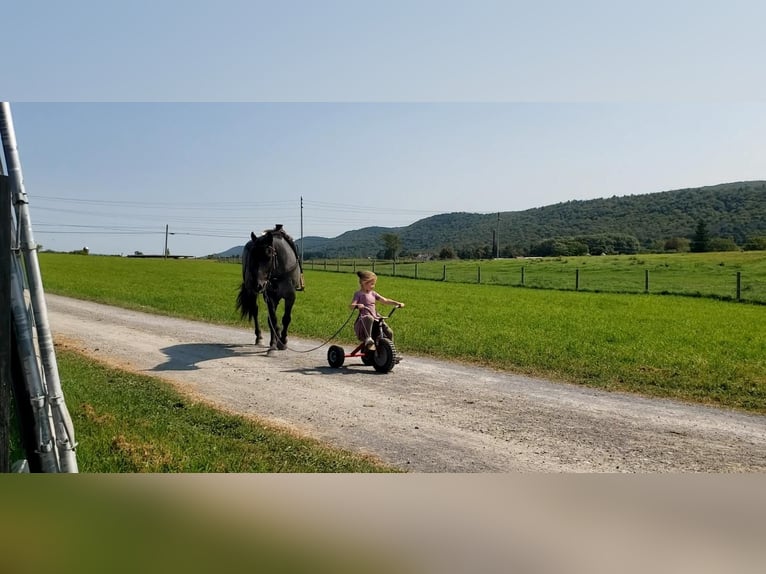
left=707, top=237, right=740, bottom=252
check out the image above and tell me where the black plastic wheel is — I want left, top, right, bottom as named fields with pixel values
left=327, top=345, right=345, bottom=368
left=372, top=338, right=397, bottom=373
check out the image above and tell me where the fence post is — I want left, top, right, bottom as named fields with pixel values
left=372, top=260, right=375, bottom=273
left=393, top=261, right=396, bottom=276
left=575, top=268, right=580, bottom=291
left=737, top=271, right=741, bottom=301
left=323, top=260, right=327, bottom=271
left=442, top=265, right=446, bottom=281
left=521, top=266, right=525, bottom=286
left=415, top=263, right=418, bottom=279
left=645, top=269, right=649, bottom=293
left=477, top=265, right=481, bottom=284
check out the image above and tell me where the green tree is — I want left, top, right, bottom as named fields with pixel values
left=438, top=246, right=456, bottom=259
left=690, top=220, right=710, bottom=253
left=707, top=237, right=740, bottom=252
left=530, top=238, right=588, bottom=257
left=664, top=237, right=691, bottom=252
left=380, top=233, right=402, bottom=260
left=743, top=236, right=766, bottom=251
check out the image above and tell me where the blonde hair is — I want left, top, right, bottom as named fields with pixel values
left=357, top=270, right=377, bottom=282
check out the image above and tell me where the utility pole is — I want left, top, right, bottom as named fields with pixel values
left=299, top=196, right=304, bottom=263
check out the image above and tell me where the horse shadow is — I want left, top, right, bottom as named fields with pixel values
left=151, top=343, right=267, bottom=372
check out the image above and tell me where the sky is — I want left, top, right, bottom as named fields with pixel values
left=3, top=1, right=766, bottom=257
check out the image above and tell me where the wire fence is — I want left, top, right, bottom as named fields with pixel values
left=306, top=257, right=766, bottom=304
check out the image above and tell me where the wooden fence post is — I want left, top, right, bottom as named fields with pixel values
left=521, top=266, right=525, bottom=286
left=645, top=269, right=649, bottom=293
left=737, top=271, right=741, bottom=301
left=442, top=265, right=446, bottom=281
left=575, top=268, right=580, bottom=291
left=415, top=263, right=418, bottom=279
left=477, top=266, right=481, bottom=284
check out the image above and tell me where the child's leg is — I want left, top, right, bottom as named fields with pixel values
left=354, top=316, right=375, bottom=341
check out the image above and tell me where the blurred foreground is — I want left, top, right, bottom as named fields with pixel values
left=1, top=474, right=764, bottom=574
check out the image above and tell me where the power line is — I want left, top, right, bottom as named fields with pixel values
left=27, top=194, right=447, bottom=253
left=31, top=194, right=297, bottom=209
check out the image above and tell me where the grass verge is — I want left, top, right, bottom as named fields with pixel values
left=57, top=347, right=395, bottom=472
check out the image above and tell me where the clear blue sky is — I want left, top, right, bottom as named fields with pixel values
left=3, top=2, right=766, bottom=256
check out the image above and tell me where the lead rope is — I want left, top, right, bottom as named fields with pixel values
left=263, top=290, right=357, bottom=354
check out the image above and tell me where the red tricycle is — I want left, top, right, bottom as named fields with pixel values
left=326, top=306, right=401, bottom=373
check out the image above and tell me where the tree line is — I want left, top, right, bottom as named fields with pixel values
left=299, top=181, right=766, bottom=259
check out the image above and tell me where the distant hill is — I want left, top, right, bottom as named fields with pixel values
left=211, top=245, right=244, bottom=258
left=211, top=181, right=766, bottom=259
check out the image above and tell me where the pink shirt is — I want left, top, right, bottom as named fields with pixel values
left=351, top=290, right=382, bottom=318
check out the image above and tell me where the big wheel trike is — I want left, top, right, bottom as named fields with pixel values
left=326, top=306, right=402, bottom=373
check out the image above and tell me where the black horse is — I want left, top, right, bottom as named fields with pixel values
left=236, top=228, right=301, bottom=350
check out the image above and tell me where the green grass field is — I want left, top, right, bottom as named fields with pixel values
left=39, top=252, right=766, bottom=414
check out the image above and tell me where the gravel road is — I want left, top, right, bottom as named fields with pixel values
left=46, top=294, right=766, bottom=472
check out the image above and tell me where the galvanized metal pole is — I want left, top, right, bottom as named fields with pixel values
left=0, top=102, right=78, bottom=472
left=8, top=233, right=59, bottom=472
left=0, top=174, right=10, bottom=472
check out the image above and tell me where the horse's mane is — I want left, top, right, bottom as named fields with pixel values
left=247, top=228, right=297, bottom=274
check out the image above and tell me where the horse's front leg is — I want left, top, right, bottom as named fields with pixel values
left=277, top=294, right=295, bottom=351
left=253, top=297, right=263, bottom=345
left=266, top=298, right=281, bottom=350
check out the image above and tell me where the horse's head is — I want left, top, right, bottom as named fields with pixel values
left=245, top=231, right=275, bottom=293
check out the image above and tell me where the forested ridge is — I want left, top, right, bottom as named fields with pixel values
left=297, top=181, right=766, bottom=258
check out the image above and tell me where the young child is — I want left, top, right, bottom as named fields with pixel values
left=350, top=270, right=404, bottom=349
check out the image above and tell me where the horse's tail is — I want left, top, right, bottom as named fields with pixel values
left=236, top=283, right=259, bottom=321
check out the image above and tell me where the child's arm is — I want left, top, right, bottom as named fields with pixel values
left=377, top=294, right=404, bottom=307
left=349, top=292, right=365, bottom=310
